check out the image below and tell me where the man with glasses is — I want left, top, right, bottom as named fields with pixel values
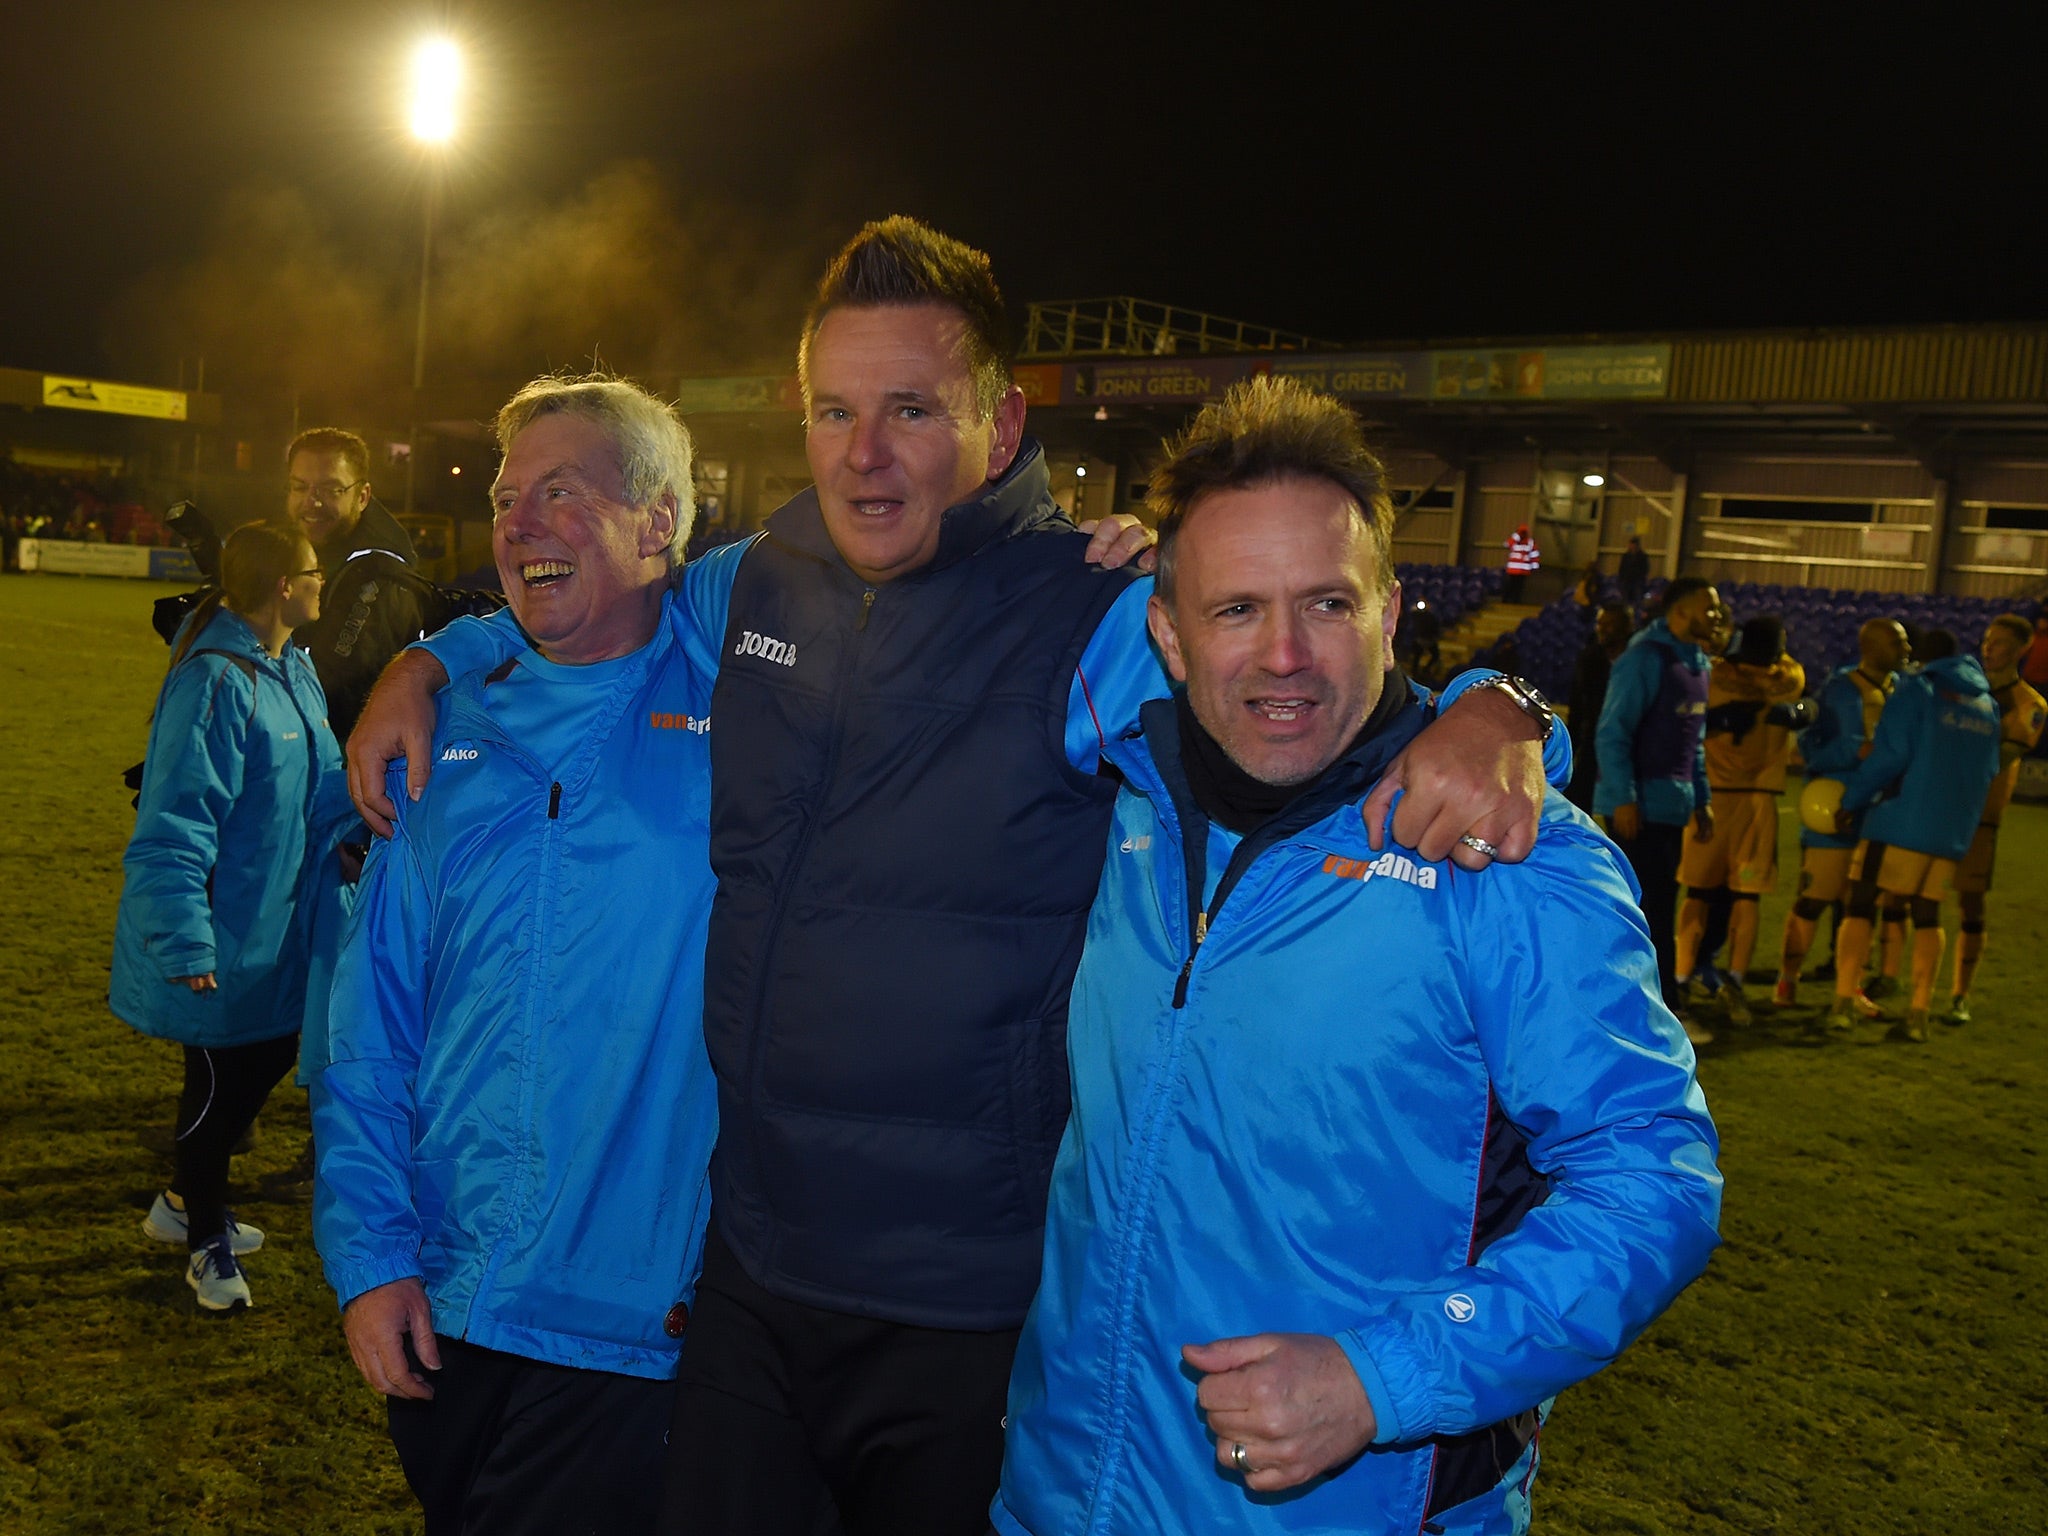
left=283, top=428, right=425, bottom=739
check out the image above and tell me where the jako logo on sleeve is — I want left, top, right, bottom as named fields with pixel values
left=735, top=630, right=797, bottom=667
left=439, top=745, right=481, bottom=762
left=1321, top=851, right=1438, bottom=890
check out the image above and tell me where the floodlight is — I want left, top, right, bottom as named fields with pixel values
left=1075, top=465, right=1087, bottom=478
left=410, top=37, right=462, bottom=143
left=1582, top=472, right=1606, bottom=488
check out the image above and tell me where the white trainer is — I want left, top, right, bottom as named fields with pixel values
left=143, top=1192, right=263, bottom=1255
left=186, top=1237, right=252, bottom=1312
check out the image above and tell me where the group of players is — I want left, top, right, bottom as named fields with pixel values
left=1603, top=590, right=2043, bottom=1046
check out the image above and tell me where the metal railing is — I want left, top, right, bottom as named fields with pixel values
left=1020, top=297, right=1334, bottom=359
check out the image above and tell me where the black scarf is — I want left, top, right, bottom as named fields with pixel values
left=1174, top=670, right=1412, bottom=836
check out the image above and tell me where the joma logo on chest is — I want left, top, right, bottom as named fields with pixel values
left=1322, top=851, right=1438, bottom=890
left=735, top=630, right=797, bottom=667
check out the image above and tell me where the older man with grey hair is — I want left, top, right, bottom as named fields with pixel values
left=313, top=373, right=723, bottom=1535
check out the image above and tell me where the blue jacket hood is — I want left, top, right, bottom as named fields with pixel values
left=1921, top=652, right=1991, bottom=697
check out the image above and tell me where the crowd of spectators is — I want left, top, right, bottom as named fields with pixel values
left=0, top=459, right=163, bottom=569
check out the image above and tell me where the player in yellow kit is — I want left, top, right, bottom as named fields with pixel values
left=1678, top=616, right=1806, bottom=1024
left=1945, top=613, right=2047, bottom=1024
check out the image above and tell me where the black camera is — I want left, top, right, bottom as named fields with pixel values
left=150, top=501, right=223, bottom=646
left=165, top=500, right=222, bottom=582
left=1766, top=697, right=1820, bottom=731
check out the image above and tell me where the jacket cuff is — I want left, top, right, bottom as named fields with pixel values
left=1342, top=1318, right=1439, bottom=1444
left=1334, top=1329, right=1408, bottom=1445
left=325, top=1251, right=426, bottom=1312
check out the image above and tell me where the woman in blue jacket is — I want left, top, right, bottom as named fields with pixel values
left=111, top=520, right=350, bottom=1312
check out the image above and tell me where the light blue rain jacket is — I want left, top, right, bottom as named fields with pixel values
left=1839, top=653, right=2002, bottom=860
left=110, top=607, right=351, bottom=1048
left=312, top=595, right=719, bottom=1377
left=1795, top=664, right=1891, bottom=852
left=996, top=697, right=1721, bottom=1536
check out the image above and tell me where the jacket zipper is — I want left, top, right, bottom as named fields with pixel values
left=548, top=782, right=562, bottom=819
left=739, top=581, right=878, bottom=1250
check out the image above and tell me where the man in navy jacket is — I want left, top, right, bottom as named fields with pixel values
left=348, top=219, right=1562, bottom=1536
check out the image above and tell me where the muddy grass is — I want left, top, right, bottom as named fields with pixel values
left=3, top=574, right=2043, bottom=1533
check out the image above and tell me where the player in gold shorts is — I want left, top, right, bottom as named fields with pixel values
left=1775, top=618, right=1906, bottom=1005
left=1826, top=629, right=2002, bottom=1040
left=1677, top=615, right=1805, bottom=1024
left=1944, top=613, right=2047, bottom=1024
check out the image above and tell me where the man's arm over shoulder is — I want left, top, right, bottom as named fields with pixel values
left=670, top=534, right=754, bottom=681
left=1064, top=577, right=1165, bottom=770
left=312, top=793, right=436, bottom=1309
left=1334, top=816, right=1721, bottom=1443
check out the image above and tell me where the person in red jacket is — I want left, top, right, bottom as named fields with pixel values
left=1504, top=522, right=1541, bottom=602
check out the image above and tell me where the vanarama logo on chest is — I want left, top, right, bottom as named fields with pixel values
left=1321, top=851, right=1438, bottom=890
left=734, top=630, right=797, bottom=667
left=650, top=712, right=711, bottom=733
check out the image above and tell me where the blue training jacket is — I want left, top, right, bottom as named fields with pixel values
left=1838, top=653, right=2001, bottom=861
left=1593, top=617, right=1711, bottom=825
left=111, top=607, right=351, bottom=1048
left=312, top=595, right=719, bottom=1377
left=997, top=695, right=1721, bottom=1536
left=1795, top=664, right=1891, bottom=851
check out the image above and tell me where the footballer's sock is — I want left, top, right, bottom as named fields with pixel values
left=1835, top=917, right=1875, bottom=1000
left=1954, top=925, right=1985, bottom=999
left=1878, top=910, right=1906, bottom=982
left=1911, top=928, right=1947, bottom=1015
left=1676, top=896, right=1709, bottom=981
left=1729, top=899, right=1762, bottom=980
left=1779, top=913, right=1816, bottom=985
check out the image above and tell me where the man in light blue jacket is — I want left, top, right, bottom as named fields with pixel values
left=1593, top=576, right=1724, bottom=1027
left=313, top=376, right=719, bottom=1535
left=1825, top=631, right=2001, bottom=1041
left=996, top=377, right=1720, bottom=1536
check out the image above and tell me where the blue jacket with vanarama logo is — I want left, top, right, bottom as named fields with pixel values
left=996, top=696, right=1720, bottom=1536
left=312, top=594, right=718, bottom=1377
left=111, top=607, right=352, bottom=1048
left=1839, top=653, right=2001, bottom=861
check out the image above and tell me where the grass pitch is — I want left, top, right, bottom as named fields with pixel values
left=3, top=574, right=2045, bottom=1534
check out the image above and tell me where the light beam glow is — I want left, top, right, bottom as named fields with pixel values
left=410, top=37, right=462, bottom=144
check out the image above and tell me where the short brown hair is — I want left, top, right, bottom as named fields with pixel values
left=1987, top=612, right=2033, bottom=648
left=285, top=427, right=372, bottom=485
left=1148, top=375, right=1395, bottom=600
left=798, top=216, right=1012, bottom=421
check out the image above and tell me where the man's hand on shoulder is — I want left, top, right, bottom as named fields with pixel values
left=1183, top=1332, right=1378, bottom=1493
left=1361, top=682, right=1545, bottom=869
left=1078, top=513, right=1158, bottom=573
left=347, top=650, right=450, bottom=837
left=342, top=1276, right=440, bottom=1400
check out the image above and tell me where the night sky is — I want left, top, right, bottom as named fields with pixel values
left=5, top=3, right=2043, bottom=399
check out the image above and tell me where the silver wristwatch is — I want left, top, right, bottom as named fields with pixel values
left=1459, top=673, right=1556, bottom=744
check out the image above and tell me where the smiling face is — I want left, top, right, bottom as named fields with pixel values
left=1147, top=476, right=1398, bottom=787
left=285, top=448, right=370, bottom=554
left=490, top=411, right=677, bottom=664
left=803, top=302, right=1025, bottom=585
left=279, top=537, right=324, bottom=628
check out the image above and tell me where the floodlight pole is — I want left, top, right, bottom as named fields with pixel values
left=405, top=171, right=439, bottom=515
